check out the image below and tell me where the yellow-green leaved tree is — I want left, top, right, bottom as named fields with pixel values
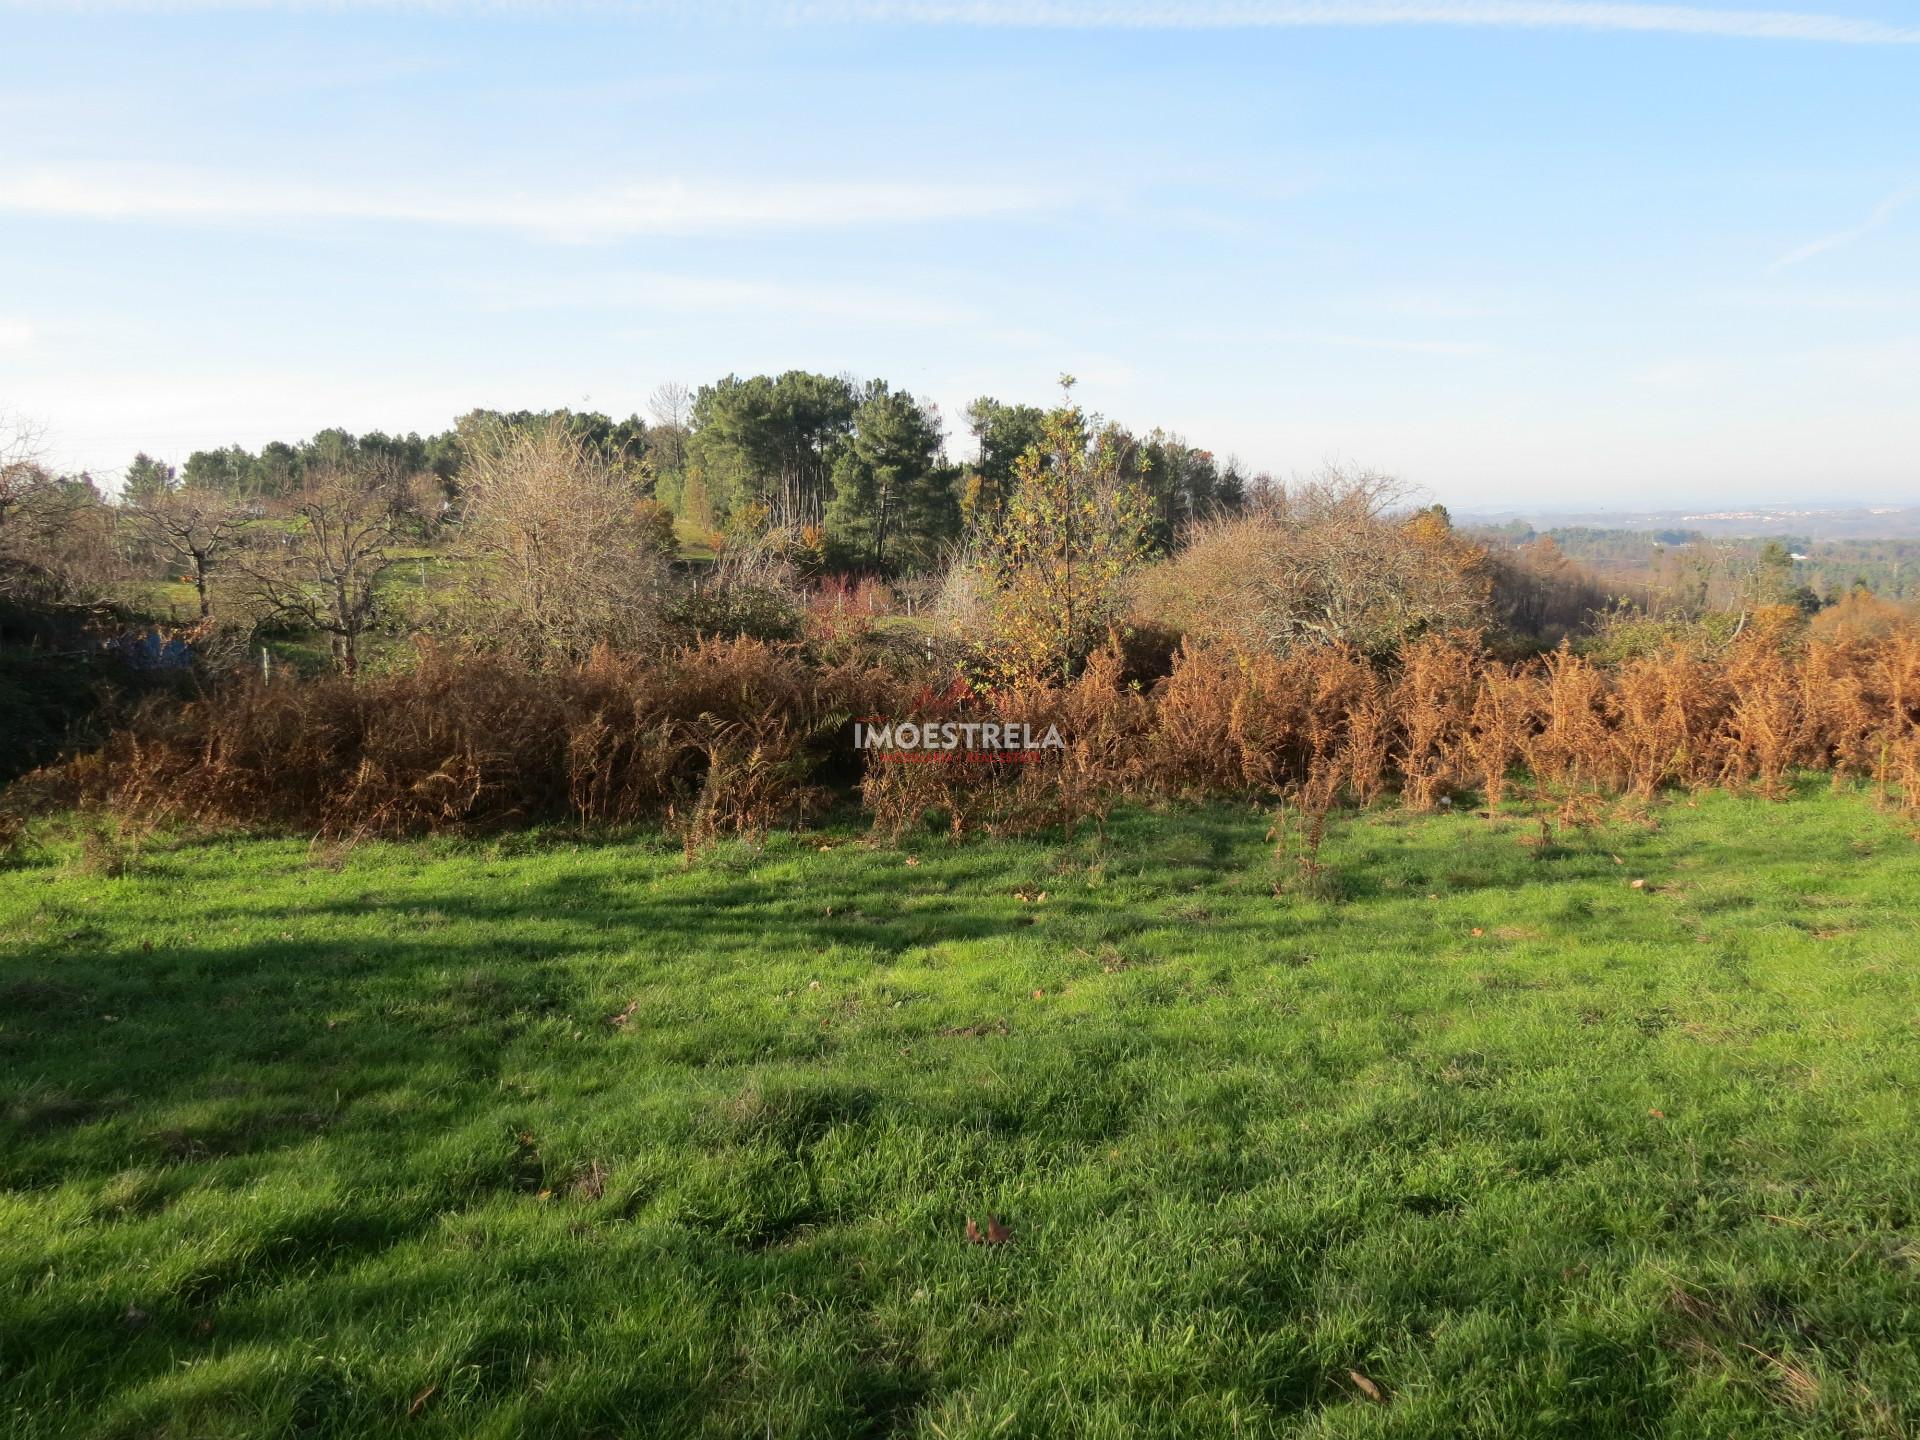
left=975, top=388, right=1152, bottom=686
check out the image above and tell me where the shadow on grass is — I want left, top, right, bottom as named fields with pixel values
left=5, top=792, right=1902, bottom=1184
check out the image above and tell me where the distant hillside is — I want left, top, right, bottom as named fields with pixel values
left=1457, top=504, right=1920, bottom=542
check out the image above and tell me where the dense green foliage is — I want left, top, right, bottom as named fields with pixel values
left=180, top=426, right=467, bottom=500
left=974, top=402, right=1153, bottom=682
left=141, top=375, right=1249, bottom=584
left=685, top=371, right=864, bottom=531
left=4, top=790, right=1919, bottom=1437
left=826, top=383, right=955, bottom=570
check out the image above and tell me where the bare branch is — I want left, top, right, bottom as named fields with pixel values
left=232, top=464, right=405, bottom=675
left=127, top=489, right=254, bottom=619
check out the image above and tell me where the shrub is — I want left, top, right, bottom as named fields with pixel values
left=456, top=418, right=674, bottom=662
left=1811, top=589, right=1913, bottom=645
left=32, top=616, right=1920, bottom=844
left=1133, top=472, right=1490, bottom=658
left=667, top=586, right=804, bottom=644
left=60, top=638, right=896, bottom=840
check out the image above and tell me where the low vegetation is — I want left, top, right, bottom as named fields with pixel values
left=5, top=376, right=1919, bottom=1437
left=3, top=791, right=1918, bottom=1437
left=29, top=621, right=1919, bottom=845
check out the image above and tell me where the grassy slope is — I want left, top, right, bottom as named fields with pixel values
left=2, top=790, right=1918, bottom=1439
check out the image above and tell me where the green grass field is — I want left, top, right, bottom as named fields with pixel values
left=3, top=789, right=1919, bottom=1438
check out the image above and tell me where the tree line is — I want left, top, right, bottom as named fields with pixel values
left=114, top=371, right=1249, bottom=576
left=8, top=371, right=1906, bottom=700
left=0, top=374, right=1257, bottom=680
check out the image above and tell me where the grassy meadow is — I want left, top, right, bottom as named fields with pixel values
left=3, top=788, right=1919, bottom=1437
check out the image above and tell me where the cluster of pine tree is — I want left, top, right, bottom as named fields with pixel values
left=130, top=372, right=1251, bottom=575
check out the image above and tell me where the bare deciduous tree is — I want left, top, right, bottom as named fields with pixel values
left=647, top=382, right=691, bottom=432
left=236, top=465, right=404, bottom=675
left=458, top=417, right=674, bottom=660
left=0, top=410, right=48, bottom=538
left=646, top=381, right=693, bottom=491
left=0, top=417, right=123, bottom=607
left=128, top=488, right=253, bottom=618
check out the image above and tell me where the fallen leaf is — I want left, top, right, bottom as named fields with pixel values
left=407, top=1384, right=438, bottom=1418
left=1470, top=927, right=1484, bottom=938
left=1630, top=878, right=1647, bottom=890
left=965, top=1215, right=1012, bottom=1245
left=1032, top=988, right=1045, bottom=1000
left=1649, top=1108, right=1666, bottom=1119
left=120, top=1302, right=149, bottom=1332
left=1347, top=1369, right=1384, bottom=1402
left=607, top=999, right=640, bottom=1030
left=905, top=855, right=920, bottom=867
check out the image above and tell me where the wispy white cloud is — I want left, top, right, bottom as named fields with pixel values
left=460, top=269, right=981, bottom=327
left=0, top=165, right=1057, bottom=239
left=4, top=0, right=1917, bottom=42
left=1768, top=186, right=1915, bottom=273
left=1352, top=292, right=1515, bottom=322
left=776, top=2, right=1920, bottom=43
left=1179, top=321, right=1494, bottom=356
left=1301, top=331, right=1493, bottom=356
left=1708, top=285, right=1920, bottom=313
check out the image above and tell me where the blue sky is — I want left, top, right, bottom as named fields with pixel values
left=1, top=1, right=1915, bottom=509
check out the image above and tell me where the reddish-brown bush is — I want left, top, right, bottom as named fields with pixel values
left=62, top=638, right=895, bottom=840
left=861, top=646, right=1154, bottom=842
left=38, top=617, right=1920, bottom=843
